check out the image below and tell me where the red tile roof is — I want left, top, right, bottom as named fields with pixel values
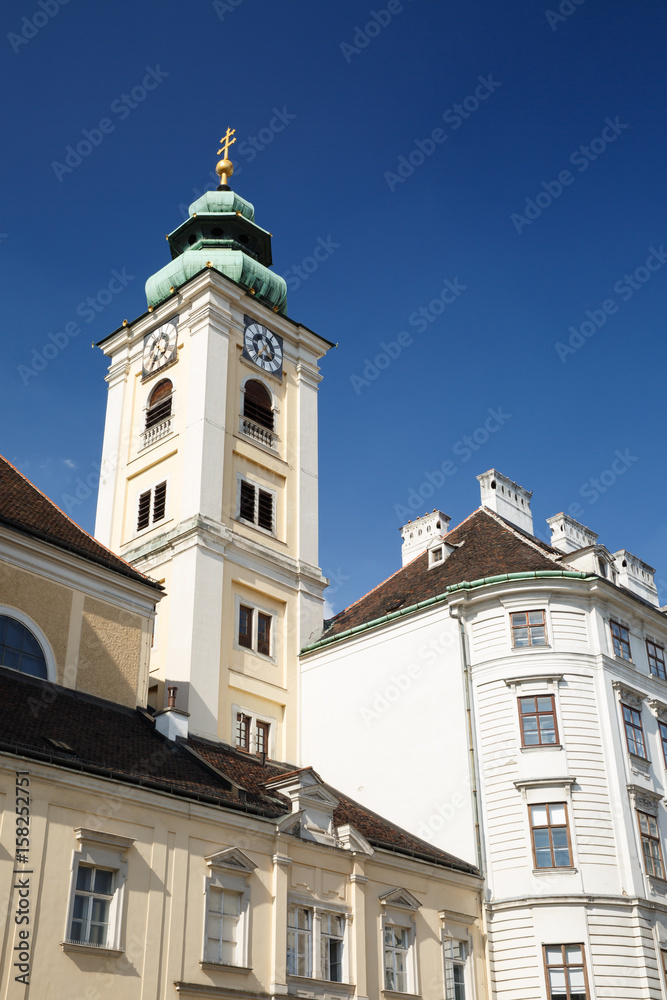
left=319, top=508, right=563, bottom=640
left=0, top=456, right=160, bottom=590
left=0, top=668, right=477, bottom=875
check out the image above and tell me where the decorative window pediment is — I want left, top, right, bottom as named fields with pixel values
left=336, top=823, right=374, bottom=857
left=612, top=680, right=645, bottom=710
left=379, top=887, right=422, bottom=911
left=205, top=847, right=257, bottom=874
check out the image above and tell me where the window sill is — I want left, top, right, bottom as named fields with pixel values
left=532, top=866, right=577, bottom=876
left=236, top=516, right=277, bottom=540
left=382, top=991, right=422, bottom=1000
left=510, top=645, right=552, bottom=653
left=628, top=753, right=651, bottom=776
left=287, top=975, right=355, bottom=995
left=520, top=744, right=563, bottom=753
left=61, top=940, right=123, bottom=958
left=200, top=962, right=251, bottom=975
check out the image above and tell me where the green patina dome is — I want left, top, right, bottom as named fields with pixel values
left=145, top=187, right=287, bottom=314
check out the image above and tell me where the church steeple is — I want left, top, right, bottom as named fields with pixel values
left=145, top=131, right=287, bottom=314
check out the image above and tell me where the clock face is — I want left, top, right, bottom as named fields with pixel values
left=242, top=318, right=283, bottom=378
left=143, top=321, right=178, bottom=376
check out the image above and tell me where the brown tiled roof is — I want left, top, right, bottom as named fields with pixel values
left=320, top=508, right=563, bottom=640
left=0, top=456, right=160, bottom=590
left=0, top=669, right=477, bottom=875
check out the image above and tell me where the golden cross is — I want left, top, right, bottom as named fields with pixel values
left=218, top=128, right=236, bottom=159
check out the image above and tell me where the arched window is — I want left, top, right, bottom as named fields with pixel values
left=0, top=615, right=47, bottom=677
left=146, top=379, right=173, bottom=429
left=243, top=380, right=274, bottom=431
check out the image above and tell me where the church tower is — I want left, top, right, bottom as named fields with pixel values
left=94, top=134, right=332, bottom=760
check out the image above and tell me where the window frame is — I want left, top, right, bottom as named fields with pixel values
left=145, top=378, right=174, bottom=429
left=285, top=902, right=350, bottom=984
left=637, top=809, right=665, bottom=879
left=518, top=694, right=559, bottom=747
left=610, top=620, right=632, bottom=661
left=63, top=829, right=133, bottom=956
left=443, top=937, right=468, bottom=1000
left=379, top=892, right=420, bottom=996
left=659, top=720, right=667, bottom=768
left=529, top=802, right=573, bottom=869
left=383, top=918, right=413, bottom=993
left=647, top=639, right=666, bottom=680
left=236, top=474, right=277, bottom=537
left=242, top=378, right=275, bottom=431
left=622, top=703, right=647, bottom=759
left=202, top=848, right=255, bottom=971
left=543, top=943, right=590, bottom=1000
left=0, top=607, right=55, bottom=681
left=234, top=596, right=276, bottom=661
left=232, top=704, right=276, bottom=758
left=510, top=609, right=548, bottom=649
left=135, top=478, right=169, bottom=534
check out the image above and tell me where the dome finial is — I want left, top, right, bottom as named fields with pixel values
left=216, top=127, right=236, bottom=189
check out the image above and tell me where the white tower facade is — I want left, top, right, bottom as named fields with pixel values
left=95, top=181, right=331, bottom=760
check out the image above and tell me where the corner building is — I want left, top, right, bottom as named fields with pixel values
left=95, top=184, right=331, bottom=758
left=302, top=469, right=667, bottom=999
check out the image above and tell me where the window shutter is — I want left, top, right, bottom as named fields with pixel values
left=257, top=490, right=273, bottom=531
left=243, top=380, right=274, bottom=431
left=153, top=481, right=167, bottom=522
left=137, top=490, right=151, bottom=530
left=146, top=379, right=173, bottom=428
left=239, top=482, right=256, bottom=522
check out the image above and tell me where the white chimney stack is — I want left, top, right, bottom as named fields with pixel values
left=400, top=510, right=451, bottom=566
left=155, top=686, right=189, bottom=741
left=546, top=513, right=598, bottom=554
left=613, top=550, right=660, bottom=607
left=477, top=470, right=533, bottom=535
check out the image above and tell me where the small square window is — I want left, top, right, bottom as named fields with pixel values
left=511, top=611, right=547, bottom=648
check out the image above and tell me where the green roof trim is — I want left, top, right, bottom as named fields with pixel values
left=301, top=570, right=595, bottom=654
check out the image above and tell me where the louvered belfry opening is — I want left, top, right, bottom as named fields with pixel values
left=146, top=379, right=173, bottom=429
left=243, top=380, right=273, bottom=430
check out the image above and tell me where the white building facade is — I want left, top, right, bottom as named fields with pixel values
left=301, top=470, right=667, bottom=999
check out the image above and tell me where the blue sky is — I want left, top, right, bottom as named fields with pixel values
left=2, top=0, right=666, bottom=614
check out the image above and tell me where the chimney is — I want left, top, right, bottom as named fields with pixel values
left=546, top=513, right=598, bottom=554
left=477, top=470, right=533, bottom=535
left=613, top=550, right=660, bottom=607
left=400, top=510, right=451, bottom=566
left=155, top=685, right=190, bottom=741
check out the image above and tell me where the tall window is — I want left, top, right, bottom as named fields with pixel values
left=647, top=640, right=666, bottom=680
left=511, top=611, right=547, bottom=647
left=622, top=704, right=646, bottom=758
left=384, top=923, right=410, bottom=992
left=205, top=887, right=242, bottom=965
left=236, top=713, right=251, bottom=751
left=529, top=803, right=571, bottom=868
left=69, top=865, right=114, bottom=946
left=659, top=721, right=667, bottom=767
left=444, top=939, right=467, bottom=1000
left=638, top=811, right=664, bottom=878
left=287, top=906, right=312, bottom=977
left=610, top=620, right=631, bottom=660
left=238, top=606, right=253, bottom=649
left=239, top=479, right=274, bottom=533
left=243, top=380, right=273, bottom=431
left=518, top=695, right=558, bottom=746
left=256, top=720, right=269, bottom=756
left=145, top=379, right=173, bottom=429
left=257, top=612, right=271, bottom=656
left=137, top=481, right=167, bottom=530
left=543, top=945, right=588, bottom=999
left=321, top=912, right=344, bottom=982
left=0, top=615, right=47, bottom=678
